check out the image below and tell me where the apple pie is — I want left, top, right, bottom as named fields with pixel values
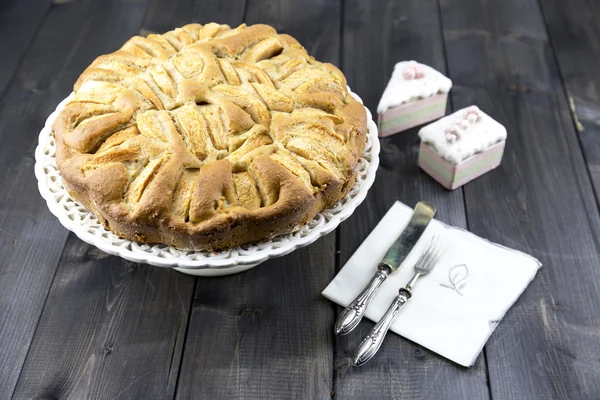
left=53, top=23, right=367, bottom=250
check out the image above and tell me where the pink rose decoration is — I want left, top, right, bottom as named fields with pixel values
left=463, top=105, right=481, bottom=123
left=445, top=131, right=458, bottom=143
left=445, top=124, right=462, bottom=143
left=402, top=61, right=426, bottom=80
left=446, top=106, right=482, bottom=143
left=402, top=67, right=416, bottom=80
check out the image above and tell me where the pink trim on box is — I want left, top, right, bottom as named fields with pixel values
left=418, top=143, right=455, bottom=189
left=418, top=141, right=505, bottom=190
left=378, top=93, right=448, bottom=137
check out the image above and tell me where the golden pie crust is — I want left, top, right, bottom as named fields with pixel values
left=53, top=23, right=367, bottom=250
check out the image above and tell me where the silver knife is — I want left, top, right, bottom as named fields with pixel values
left=334, top=201, right=436, bottom=335
left=353, top=233, right=446, bottom=367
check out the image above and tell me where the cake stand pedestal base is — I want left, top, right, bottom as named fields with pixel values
left=173, top=262, right=262, bottom=277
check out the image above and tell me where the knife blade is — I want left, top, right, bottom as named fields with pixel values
left=334, top=201, right=436, bottom=335
left=379, top=201, right=436, bottom=271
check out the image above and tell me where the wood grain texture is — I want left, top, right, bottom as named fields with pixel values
left=175, top=1, right=340, bottom=399
left=0, top=0, right=52, bottom=99
left=245, top=0, right=340, bottom=65
left=12, top=236, right=194, bottom=399
left=440, top=0, right=600, bottom=398
left=539, top=0, right=600, bottom=204
left=142, top=0, right=246, bottom=35
left=1, top=0, right=199, bottom=399
left=0, top=0, right=149, bottom=396
left=334, top=1, right=490, bottom=399
left=175, top=245, right=336, bottom=400
left=1, top=1, right=598, bottom=399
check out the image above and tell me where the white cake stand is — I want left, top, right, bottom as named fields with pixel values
left=34, top=88, right=380, bottom=276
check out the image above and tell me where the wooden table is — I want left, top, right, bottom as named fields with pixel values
left=1, top=0, right=599, bottom=398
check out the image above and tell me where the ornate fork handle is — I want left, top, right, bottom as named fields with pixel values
left=334, top=266, right=391, bottom=335
left=353, top=289, right=412, bottom=367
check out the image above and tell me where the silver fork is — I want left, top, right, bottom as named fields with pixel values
left=353, top=233, right=446, bottom=367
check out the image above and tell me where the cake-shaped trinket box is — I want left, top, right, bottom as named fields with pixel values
left=377, top=61, right=452, bottom=137
left=417, top=106, right=507, bottom=190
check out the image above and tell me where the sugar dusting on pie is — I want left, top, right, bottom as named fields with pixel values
left=53, top=23, right=367, bottom=250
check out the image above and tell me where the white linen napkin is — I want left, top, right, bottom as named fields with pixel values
left=322, top=201, right=541, bottom=367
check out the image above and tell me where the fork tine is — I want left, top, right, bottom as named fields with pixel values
left=420, top=234, right=445, bottom=273
left=420, top=240, right=437, bottom=271
left=429, top=235, right=446, bottom=267
left=415, top=234, right=437, bottom=268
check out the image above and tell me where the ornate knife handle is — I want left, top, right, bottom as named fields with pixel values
left=334, top=265, right=391, bottom=335
left=353, top=288, right=412, bottom=367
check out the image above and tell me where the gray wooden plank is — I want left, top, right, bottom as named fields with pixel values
left=0, top=0, right=52, bottom=99
left=439, top=0, right=600, bottom=398
left=245, top=0, right=340, bottom=65
left=175, top=244, right=336, bottom=400
left=538, top=0, right=600, bottom=205
left=12, top=236, right=194, bottom=399
left=0, top=0, right=150, bottom=396
left=142, top=0, right=246, bottom=35
left=0, top=0, right=186, bottom=398
left=175, top=1, right=340, bottom=398
left=334, top=1, right=491, bottom=399
left=14, top=2, right=262, bottom=399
